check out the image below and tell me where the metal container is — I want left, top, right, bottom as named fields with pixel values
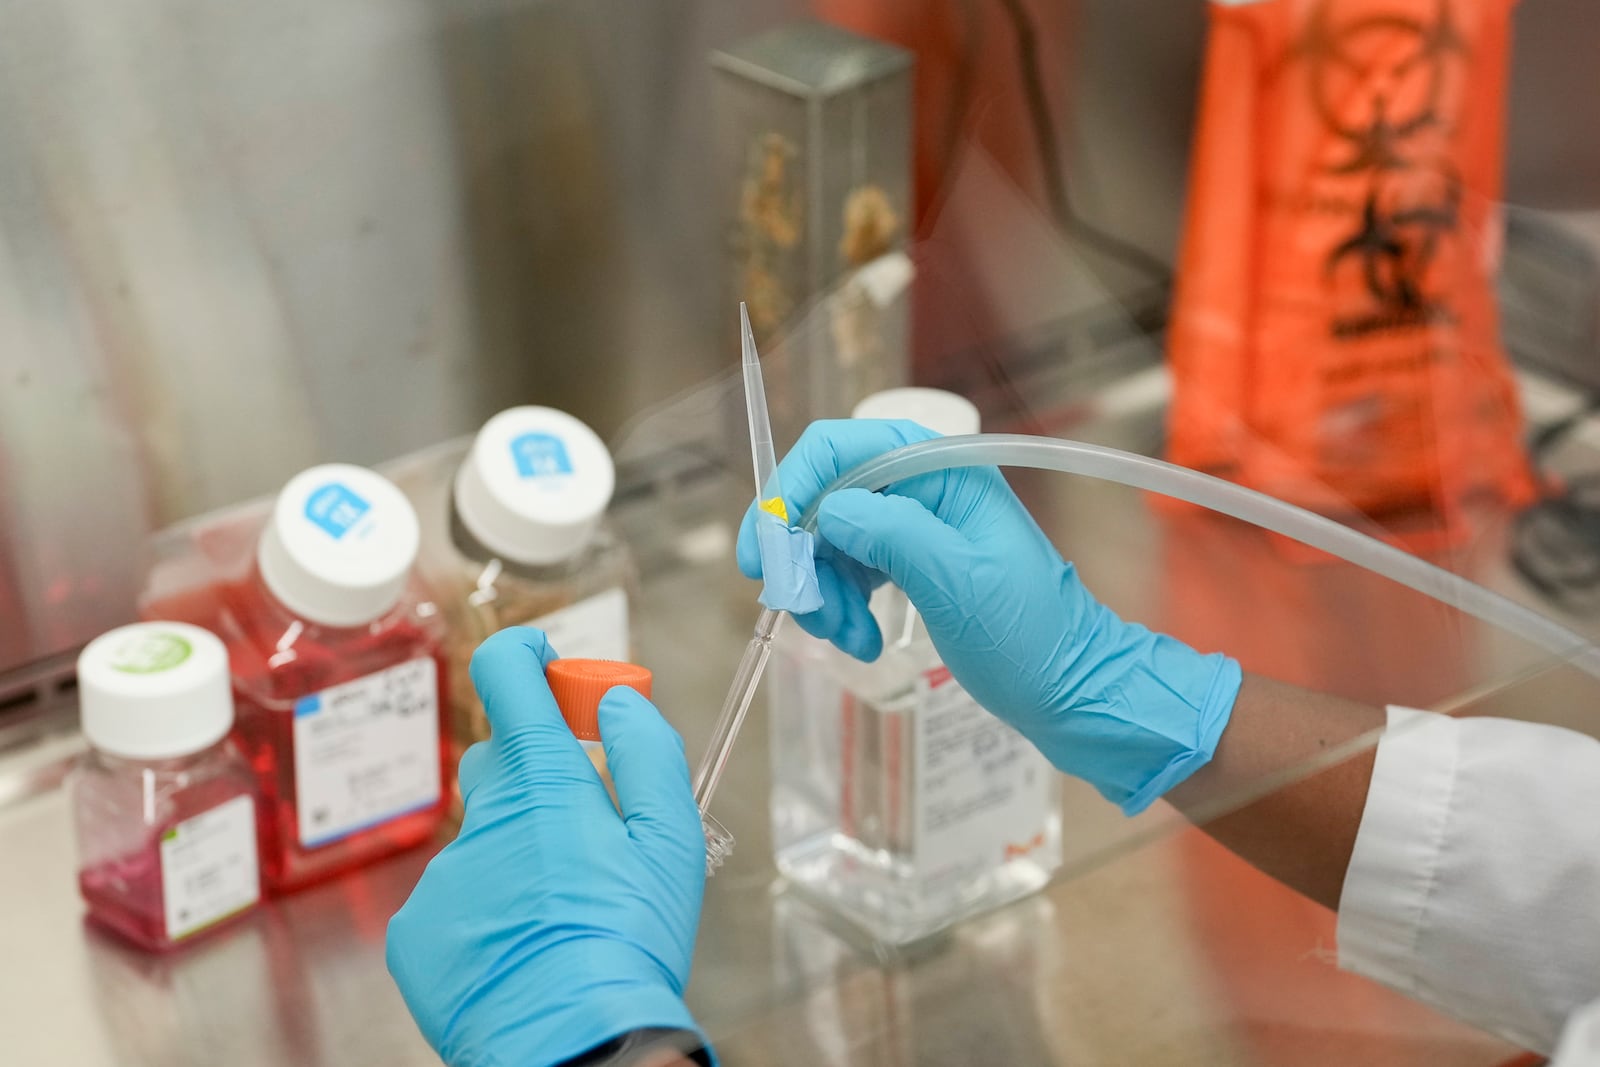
left=712, top=21, right=914, bottom=443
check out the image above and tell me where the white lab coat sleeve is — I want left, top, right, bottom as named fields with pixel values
left=1553, top=999, right=1600, bottom=1066
left=1336, top=706, right=1600, bottom=1054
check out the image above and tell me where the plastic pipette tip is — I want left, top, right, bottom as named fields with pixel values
left=701, top=810, right=734, bottom=876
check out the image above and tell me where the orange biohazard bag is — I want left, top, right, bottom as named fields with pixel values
left=1166, top=0, right=1535, bottom=548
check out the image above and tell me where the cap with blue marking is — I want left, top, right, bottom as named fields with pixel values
left=257, top=463, right=420, bottom=628
left=453, top=406, right=615, bottom=567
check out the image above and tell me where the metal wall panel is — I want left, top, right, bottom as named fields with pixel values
left=0, top=0, right=802, bottom=681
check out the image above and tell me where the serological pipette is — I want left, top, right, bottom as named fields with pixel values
left=691, top=304, right=789, bottom=873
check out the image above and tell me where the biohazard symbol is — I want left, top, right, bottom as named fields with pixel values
left=1291, top=0, right=1469, bottom=328
left=1294, top=0, right=1469, bottom=174
left=1327, top=165, right=1461, bottom=316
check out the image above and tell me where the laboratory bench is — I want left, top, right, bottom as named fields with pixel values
left=3, top=390, right=1595, bottom=1067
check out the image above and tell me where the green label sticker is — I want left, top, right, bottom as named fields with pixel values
left=110, top=632, right=193, bottom=674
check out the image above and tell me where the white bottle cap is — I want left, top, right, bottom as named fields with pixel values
left=453, top=406, right=616, bottom=566
left=78, top=622, right=234, bottom=760
left=851, top=387, right=982, bottom=436
left=257, top=464, right=420, bottom=628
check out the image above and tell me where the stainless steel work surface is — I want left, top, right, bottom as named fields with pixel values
left=2, top=440, right=1585, bottom=1066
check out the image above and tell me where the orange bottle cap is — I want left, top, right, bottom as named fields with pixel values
left=545, top=658, right=653, bottom=743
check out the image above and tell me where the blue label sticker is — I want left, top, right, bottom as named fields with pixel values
left=510, top=433, right=574, bottom=478
left=304, top=483, right=371, bottom=540
left=294, top=695, right=323, bottom=718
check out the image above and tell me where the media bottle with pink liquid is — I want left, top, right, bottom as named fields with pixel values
left=220, top=464, right=450, bottom=893
left=71, top=622, right=263, bottom=952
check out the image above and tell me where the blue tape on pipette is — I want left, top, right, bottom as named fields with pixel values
left=755, top=516, right=823, bottom=614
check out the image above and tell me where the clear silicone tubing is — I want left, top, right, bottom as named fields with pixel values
left=813, top=435, right=1600, bottom=676
left=692, top=433, right=1600, bottom=873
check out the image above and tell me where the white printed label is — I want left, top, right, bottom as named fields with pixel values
left=293, top=657, right=441, bottom=848
left=159, top=794, right=260, bottom=941
left=523, top=588, right=629, bottom=661
left=912, top=666, right=1054, bottom=886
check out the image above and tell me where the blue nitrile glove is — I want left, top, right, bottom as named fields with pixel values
left=736, top=419, right=1243, bottom=814
left=386, top=627, right=711, bottom=1067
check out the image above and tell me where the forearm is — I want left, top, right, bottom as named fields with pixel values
left=637, top=1054, right=696, bottom=1067
left=560, top=1026, right=711, bottom=1067
left=1164, top=674, right=1385, bottom=911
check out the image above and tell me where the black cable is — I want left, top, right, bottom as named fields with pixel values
left=935, top=0, right=985, bottom=203
left=923, top=0, right=1047, bottom=434
left=994, top=0, right=1175, bottom=293
left=1530, top=393, right=1600, bottom=462
left=925, top=1, right=1175, bottom=433
left=925, top=0, right=1170, bottom=434
left=1511, top=393, right=1600, bottom=607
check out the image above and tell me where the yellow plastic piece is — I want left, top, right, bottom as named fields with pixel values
left=759, top=497, right=789, bottom=523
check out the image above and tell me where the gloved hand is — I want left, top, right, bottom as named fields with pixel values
left=737, top=419, right=1242, bottom=814
left=387, top=627, right=710, bottom=1067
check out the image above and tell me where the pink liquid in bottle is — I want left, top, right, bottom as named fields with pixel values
left=73, top=623, right=264, bottom=952
left=77, top=762, right=264, bottom=951
left=222, top=572, right=449, bottom=893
